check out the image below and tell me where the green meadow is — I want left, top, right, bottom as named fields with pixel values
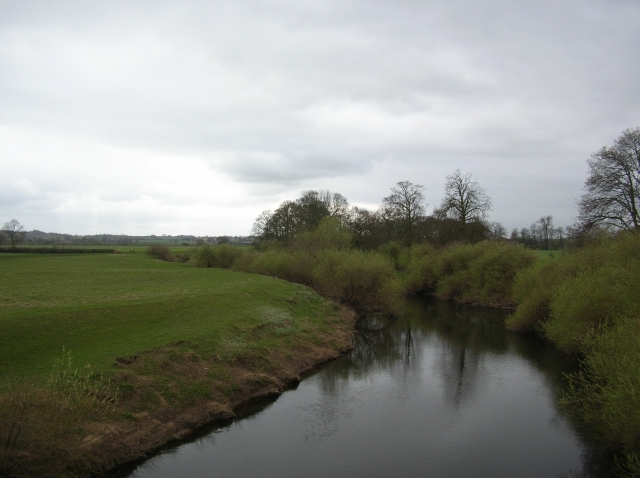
left=0, top=252, right=339, bottom=383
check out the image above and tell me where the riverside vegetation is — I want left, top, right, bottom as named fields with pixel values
left=2, top=229, right=640, bottom=476
left=192, top=221, right=640, bottom=476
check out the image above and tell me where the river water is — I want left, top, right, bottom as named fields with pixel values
left=121, top=297, right=609, bottom=478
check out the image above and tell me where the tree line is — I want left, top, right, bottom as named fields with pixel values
left=253, top=170, right=542, bottom=250
left=253, top=127, right=640, bottom=250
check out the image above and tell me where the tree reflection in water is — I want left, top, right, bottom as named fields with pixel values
left=120, top=296, right=613, bottom=478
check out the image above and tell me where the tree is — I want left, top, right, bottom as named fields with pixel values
left=536, top=215, right=553, bottom=250
left=578, top=127, right=640, bottom=232
left=251, top=190, right=351, bottom=245
left=2, top=219, right=26, bottom=250
left=381, top=181, right=426, bottom=246
left=435, top=170, right=492, bottom=226
left=488, top=221, right=507, bottom=241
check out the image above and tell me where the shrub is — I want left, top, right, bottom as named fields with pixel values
left=403, top=243, right=436, bottom=293
left=506, top=259, right=567, bottom=332
left=413, top=241, right=536, bottom=306
left=194, top=244, right=243, bottom=269
left=146, top=244, right=175, bottom=262
left=378, top=242, right=405, bottom=270
left=463, top=242, right=536, bottom=305
left=194, top=244, right=216, bottom=268
left=292, top=217, right=352, bottom=255
left=246, top=250, right=311, bottom=285
left=560, top=312, right=640, bottom=458
left=544, top=263, right=640, bottom=353
left=312, top=249, right=403, bottom=315
left=507, top=232, right=640, bottom=334
left=174, top=249, right=194, bottom=263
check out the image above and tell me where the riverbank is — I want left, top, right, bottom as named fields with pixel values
left=0, top=253, right=356, bottom=477
left=195, top=231, right=640, bottom=474
left=74, top=311, right=355, bottom=476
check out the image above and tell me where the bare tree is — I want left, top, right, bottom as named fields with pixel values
left=578, top=127, right=640, bottom=232
left=382, top=181, right=426, bottom=246
left=536, top=215, right=553, bottom=250
left=435, top=170, right=492, bottom=226
left=251, top=210, right=273, bottom=238
left=488, top=221, right=507, bottom=241
left=2, top=219, right=26, bottom=250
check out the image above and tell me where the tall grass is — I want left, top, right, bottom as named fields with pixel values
left=0, top=350, right=118, bottom=478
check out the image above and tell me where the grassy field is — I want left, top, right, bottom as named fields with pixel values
left=0, top=252, right=343, bottom=383
left=0, top=252, right=354, bottom=476
left=534, top=249, right=561, bottom=259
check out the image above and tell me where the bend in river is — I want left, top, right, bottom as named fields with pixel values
left=119, top=297, right=611, bottom=478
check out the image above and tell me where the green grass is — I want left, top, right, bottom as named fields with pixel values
left=534, top=250, right=561, bottom=259
left=0, top=253, right=336, bottom=383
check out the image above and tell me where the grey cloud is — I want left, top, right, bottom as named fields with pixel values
left=1, top=0, right=639, bottom=234
left=212, top=150, right=374, bottom=185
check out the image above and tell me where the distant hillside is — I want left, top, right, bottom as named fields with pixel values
left=23, top=230, right=253, bottom=246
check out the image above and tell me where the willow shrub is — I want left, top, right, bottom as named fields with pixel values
left=218, top=219, right=403, bottom=314
left=403, top=243, right=437, bottom=293
left=411, top=241, right=536, bottom=306
left=246, top=249, right=313, bottom=285
left=506, top=258, right=572, bottom=332
left=507, top=232, right=640, bottom=337
left=544, top=264, right=640, bottom=353
left=194, top=244, right=244, bottom=269
left=312, top=249, right=403, bottom=315
left=146, top=244, right=176, bottom=262
left=560, top=312, right=640, bottom=464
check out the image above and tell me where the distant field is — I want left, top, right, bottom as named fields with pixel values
left=534, top=250, right=562, bottom=259
left=0, top=253, right=337, bottom=383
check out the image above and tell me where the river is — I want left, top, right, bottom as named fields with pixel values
left=119, top=297, right=610, bottom=477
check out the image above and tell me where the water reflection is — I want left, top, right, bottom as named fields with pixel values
left=121, top=297, right=610, bottom=478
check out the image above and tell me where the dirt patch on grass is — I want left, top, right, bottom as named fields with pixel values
left=0, top=306, right=356, bottom=478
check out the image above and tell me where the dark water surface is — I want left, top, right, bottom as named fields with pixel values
left=120, top=297, right=608, bottom=478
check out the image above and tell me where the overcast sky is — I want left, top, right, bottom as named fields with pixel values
left=1, top=0, right=639, bottom=236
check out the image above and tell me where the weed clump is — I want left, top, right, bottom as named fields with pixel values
left=0, top=349, right=118, bottom=478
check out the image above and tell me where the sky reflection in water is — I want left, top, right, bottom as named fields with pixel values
left=124, top=297, right=605, bottom=478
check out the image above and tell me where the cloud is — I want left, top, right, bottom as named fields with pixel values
left=0, top=0, right=639, bottom=234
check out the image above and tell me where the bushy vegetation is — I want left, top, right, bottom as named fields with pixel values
left=405, top=241, right=536, bottom=306
left=560, top=312, right=640, bottom=473
left=502, top=232, right=640, bottom=470
left=200, top=218, right=404, bottom=315
left=194, top=244, right=243, bottom=268
left=312, top=249, right=403, bottom=314
left=506, top=233, right=640, bottom=351
left=146, top=244, right=176, bottom=262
